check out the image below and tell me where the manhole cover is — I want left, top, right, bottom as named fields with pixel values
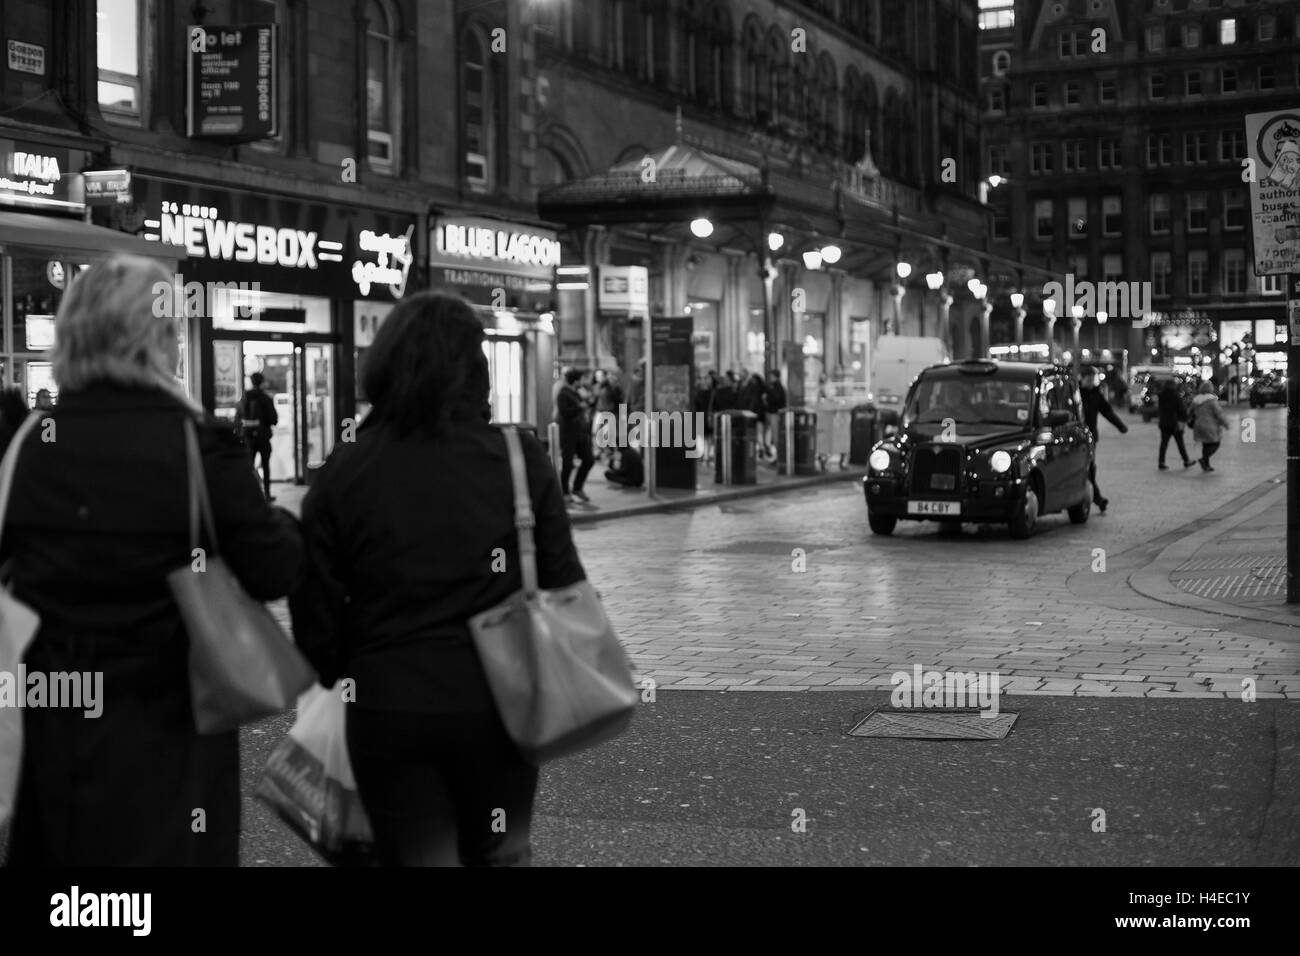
left=849, top=710, right=1018, bottom=740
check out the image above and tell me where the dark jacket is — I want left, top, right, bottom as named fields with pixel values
left=289, top=418, right=585, bottom=713
left=713, top=382, right=737, bottom=413
left=240, top=387, right=278, bottom=446
left=1080, top=385, right=1127, bottom=442
left=765, top=381, right=788, bottom=414
left=555, top=383, right=589, bottom=440
left=1157, top=385, right=1188, bottom=431
left=0, top=384, right=303, bottom=866
left=737, top=376, right=767, bottom=417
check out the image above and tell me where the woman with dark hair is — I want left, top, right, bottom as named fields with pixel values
left=289, top=291, right=587, bottom=866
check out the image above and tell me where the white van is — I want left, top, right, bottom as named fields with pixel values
left=870, top=336, right=949, bottom=419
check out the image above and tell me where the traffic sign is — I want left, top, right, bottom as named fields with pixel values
left=1245, top=108, right=1300, bottom=276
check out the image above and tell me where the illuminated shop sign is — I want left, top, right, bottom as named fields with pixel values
left=0, top=139, right=81, bottom=213
left=135, top=178, right=415, bottom=300
left=431, top=217, right=560, bottom=280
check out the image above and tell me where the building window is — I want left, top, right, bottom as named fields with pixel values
left=461, top=28, right=498, bottom=191
left=1032, top=82, right=1048, bottom=108
left=1103, top=254, right=1123, bottom=282
left=1182, top=23, right=1200, bottom=48
left=1069, top=254, right=1088, bottom=280
left=97, top=0, right=141, bottom=120
left=1062, top=140, right=1087, bottom=171
left=1261, top=274, right=1284, bottom=295
left=1151, top=252, right=1172, bottom=297
left=1146, top=24, right=1164, bottom=52
left=1222, top=250, right=1246, bottom=295
left=1146, top=134, right=1172, bottom=167
left=1185, top=70, right=1202, bottom=96
left=1187, top=192, right=1208, bottom=232
left=988, top=145, right=1008, bottom=176
left=987, top=87, right=1006, bottom=112
left=1064, top=81, right=1080, bottom=106
left=1035, top=199, right=1054, bottom=240
left=1068, top=197, right=1087, bottom=238
left=993, top=214, right=1011, bottom=241
left=1188, top=251, right=1208, bottom=296
left=1219, top=19, right=1236, bottom=45
left=1221, top=67, right=1236, bottom=93
left=1183, top=132, right=1208, bottom=165
left=1259, top=65, right=1275, bottom=91
left=1219, top=129, right=1246, bottom=162
left=1223, top=190, right=1245, bottom=230
left=1030, top=141, right=1054, bottom=174
left=1099, top=77, right=1116, bottom=103
left=1259, top=15, right=1276, bottom=42
left=1102, top=196, right=1122, bottom=236
left=992, top=50, right=1010, bottom=76
left=1148, top=74, right=1165, bottom=99
left=1059, top=30, right=1085, bottom=58
left=366, top=1, right=397, bottom=171
left=1098, top=137, right=1121, bottom=169
left=1150, top=194, right=1171, bottom=234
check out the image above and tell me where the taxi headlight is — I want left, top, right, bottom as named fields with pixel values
left=869, top=449, right=892, bottom=472
left=989, top=450, right=1012, bottom=474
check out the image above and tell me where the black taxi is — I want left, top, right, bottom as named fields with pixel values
left=863, top=360, right=1095, bottom=539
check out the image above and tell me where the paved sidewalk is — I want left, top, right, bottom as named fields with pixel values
left=268, top=458, right=869, bottom=524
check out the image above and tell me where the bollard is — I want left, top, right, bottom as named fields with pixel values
left=547, top=421, right=562, bottom=477
left=720, top=412, right=733, bottom=485
left=783, top=408, right=795, bottom=477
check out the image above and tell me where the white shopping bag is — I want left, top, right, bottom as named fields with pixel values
left=254, top=683, right=374, bottom=865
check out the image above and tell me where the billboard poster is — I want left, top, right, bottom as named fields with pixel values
left=1245, top=108, right=1300, bottom=276
left=188, top=24, right=278, bottom=140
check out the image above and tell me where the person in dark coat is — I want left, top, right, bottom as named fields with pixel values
left=763, top=369, right=788, bottom=459
left=239, top=371, right=278, bottom=501
left=695, top=370, right=719, bottom=462
left=1156, top=377, right=1195, bottom=470
left=0, top=255, right=303, bottom=867
left=1078, top=366, right=1128, bottom=513
left=290, top=291, right=588, bottom=867
left=555, top=367, right=595, bottom=503
left=605, top=444, right=644, bottom=488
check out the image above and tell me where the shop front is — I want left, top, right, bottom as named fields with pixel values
left=130, top=176, right=415, bottom=484
left=1, top=137, right=181, bottom=407
left=429, top=215, right=559, bottom=427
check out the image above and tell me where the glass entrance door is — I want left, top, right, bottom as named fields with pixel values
left=212, top=335, right=335, bottom=485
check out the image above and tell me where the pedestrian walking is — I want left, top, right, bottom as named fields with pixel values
left=763, top=369, right=787, bottom=458
left=1078, top=365, right=1128, bottom=513
left=556, top=367, right=595, bottom=504
left=290, top=290, right=588, bottom=867
left=1156, top=377, right=1195, bottom=471
left=1189, top=379, right=1230, bottom=472
left=695, top=370, right=719, bottom=463
left=0, top=255, right=303, bottom=866
left=239, top=371, right=278, bottom=501
left=1227, top=357, right=1241, bottom=404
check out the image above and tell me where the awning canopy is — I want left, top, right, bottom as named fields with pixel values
left=0, top=211, right=183, bottom=263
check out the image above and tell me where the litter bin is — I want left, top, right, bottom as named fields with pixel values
left=775, top=408, right=818, bottom=476
left=850, top=404, right=884, bottom=465
left=714, top=410, right=758, bottom=485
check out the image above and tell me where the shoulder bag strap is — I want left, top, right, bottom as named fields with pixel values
left=182, top=417, right=221, bottom=555
left=501, top=426, right=539, bottom=597
left=0, top=411, right=48, bottom=556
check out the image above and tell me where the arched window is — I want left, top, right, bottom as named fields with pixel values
left=609, top=0, right=638, bottom=73
left=992, top=50, right=1010, bottom=76
left=366, top=0, right=399, bottom=172
left=814, top=52, right=837, bottom=150
left=708, top=7, right=732, bottom=108
left=743, top=18, right=765, bottom=116
left=881, top=89, right=900, bottom=176
left=791, top=54, right=810, bottom=132
left=765, top=28, right=786, bottom=125
left=461, top=26, right=504, bottom=191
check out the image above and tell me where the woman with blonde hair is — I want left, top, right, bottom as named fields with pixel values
left=0, top=254, right=303, bottom=866
left=1189, top=378, right=1231, bottom=472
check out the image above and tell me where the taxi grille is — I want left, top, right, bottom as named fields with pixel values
left=910, top=445, right=963, bottom=497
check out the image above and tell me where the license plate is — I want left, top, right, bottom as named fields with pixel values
left=908, top=500, right=961, bottom=516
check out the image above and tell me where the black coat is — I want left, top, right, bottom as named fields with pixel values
left=1080, top=385, right=1127, bottom=442
left=1157, top=386, right=1188, bottom=431
left=289, top=418, right=586, bottom=714
left=555, top=384, right=589, bottom=441
left=0, top=384, right=303, bottom=866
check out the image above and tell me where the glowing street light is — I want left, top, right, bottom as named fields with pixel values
left=802, top=249, right=823, bottom=270
left=1010, top=292, right=1024, bottom=309
left=820, top=244, right=842, bottom=264
left=925, top=271, right=944, bottom=291
left=768, top=232, right=785, bottom=252
left=896, top=261, right=913, bottom=280
left=690, top=217, right=713, bottom=238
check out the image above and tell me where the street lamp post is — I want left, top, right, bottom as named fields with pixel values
left=1010, top=291, right=1025, bottom=344
left=1097, top=310, right=1109, bottom=354
left=925, top=271, right=944, bottom=342
left=1043, top=297, right=1057, bottom=357
left=892, top=262, right=911, bottom=336
left=967, top=278, right=988, bottom=360
left=1070, top=304, right=1085, bottom=375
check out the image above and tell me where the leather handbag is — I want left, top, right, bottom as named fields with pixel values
left=468, top=426, right=636, bottom=765
left=0, top=412, right=45, bottom=827
left=166, top=417, right=315, bottom=734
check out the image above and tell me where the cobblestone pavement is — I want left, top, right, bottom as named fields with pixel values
left=564, top=404, right=1300, bottom=699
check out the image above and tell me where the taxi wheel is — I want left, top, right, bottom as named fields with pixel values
left=1067, top=492, right=1091, bottom=524
left=868, top=513, right=897, bottom=536
left=1008, top=486, right=1039, bottom=540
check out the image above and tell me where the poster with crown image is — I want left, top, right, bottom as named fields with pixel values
left=1245, top=109, right=1300, bottom=276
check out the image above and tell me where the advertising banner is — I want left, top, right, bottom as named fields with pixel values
left=1245, top=108, right=1300, bottom=276
left=187, top=24, right=278, bottom=140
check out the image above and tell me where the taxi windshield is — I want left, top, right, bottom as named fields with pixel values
left=902, top=376, right=1034, bottom=428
